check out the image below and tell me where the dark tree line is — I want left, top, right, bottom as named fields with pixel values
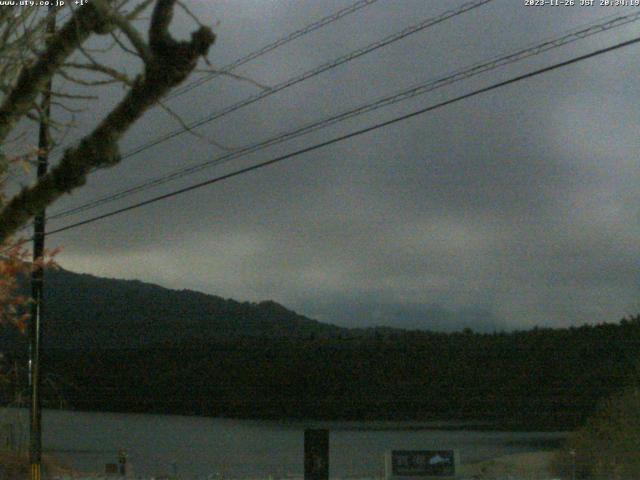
left=3, top=315, right=638, bottom=430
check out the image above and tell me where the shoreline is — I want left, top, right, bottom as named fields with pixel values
left=460, top=450, right=558, bottom=478
left=1, top=405, right=573, bottom=433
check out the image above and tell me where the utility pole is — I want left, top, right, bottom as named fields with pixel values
left=29, top=5, right=56, bottom=480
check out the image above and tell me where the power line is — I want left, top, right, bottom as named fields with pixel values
left=37, top=0, right=495, bottom=224
left=42, top=0, right=496, bottom=221
left=119, top=0, right=494, bottom=159
left=165, top=0, right=380, bottom=101
left=43, top=33, right=640, bottom=238
left=45, top=0, right=380, bottom=156
left=44, top=10, right=640, bottom=223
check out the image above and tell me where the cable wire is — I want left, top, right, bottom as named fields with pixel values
left=120, top=0, right=495, bottom=159
left=42, top=33, right=640, bottom=238
left=43, top=9, right=640, bottom=223
left=33, top=0, right=495, bottom=225
left=44, top=0, right=381, bottom=157
left=165, top=0, right=380, bottom=101
left=42, top=0, right=497, bottom=221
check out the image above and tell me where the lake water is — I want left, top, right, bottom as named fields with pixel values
left=0, top=408, right=566, bottom=479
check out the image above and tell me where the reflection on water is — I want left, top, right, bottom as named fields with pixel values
left=0, top=408, right=566, bottom=479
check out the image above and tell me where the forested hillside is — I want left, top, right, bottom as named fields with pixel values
left=4, top=268, right=346, bottom=351
left=1, top=269, right=638, bottom=430
left=4, top=318, right=638, bottom=429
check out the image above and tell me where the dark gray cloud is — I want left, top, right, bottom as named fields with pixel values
left=25, top=0, right=640, bottom=331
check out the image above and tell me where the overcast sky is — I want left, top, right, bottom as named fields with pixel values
left=17, top=0, right=640, bottom=331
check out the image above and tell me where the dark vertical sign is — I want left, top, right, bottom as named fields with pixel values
left=118, top=449, right=127, bottom=476
left=304, top=429, right=329, bottom=480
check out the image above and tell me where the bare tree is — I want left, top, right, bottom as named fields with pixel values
left=0, top=0, right=216, bottom=243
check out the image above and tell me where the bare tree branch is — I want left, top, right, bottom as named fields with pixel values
left=57, top=69, right=124, bottom=87
left=126, top=0, right=156, bottom=21
left=149, top=0, right=175, bottom=47
left=108, top=29, right=141, bottom=59
left=92, top=0, right=154, bottom=63
left=0, top=3, right=116, bottom=146
left=81, top=38, right=118, bottom=53
left=51, top=91, right=99, bottom=101
left=0, top=0, right=215, bottom=242
left=157, top=99, right=232, bottom=151
left=194, top=68, right=271, bottom=91
left=176, top=0, right=206, bottom=29
left=64, top=61, right=134, bottom=85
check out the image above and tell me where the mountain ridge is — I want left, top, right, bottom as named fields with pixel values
left=8, top=267, right=354, bottom=350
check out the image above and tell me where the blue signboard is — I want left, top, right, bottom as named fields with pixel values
left=387, top=450, right=456, bottom=478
